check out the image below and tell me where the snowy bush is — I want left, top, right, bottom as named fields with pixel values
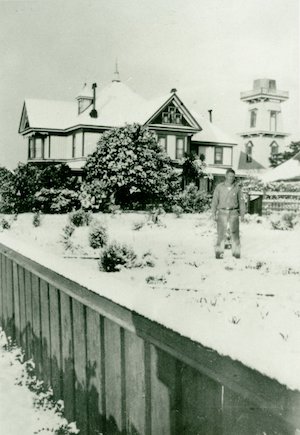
left=0, top=217, right=11, bottom=230
left=32, top=211, right=41, bottom=227
left=243, top=213, right=263, bottom=224
left=171, top=204, right=183, bottom=217
left=99, top=242, right=137, bottom=272
left=68, top=209, right=92, bottom=227
left=34, top=188, right=80, bottom=213
left=88, top=221, right=108, bottom=249
left=147, top=205, right=165, bottom=225
left=177, top=183, right=211, bottom=213
left=270, top=212, right=298, bottom=230
left=132, top=220, right=145, bottom=231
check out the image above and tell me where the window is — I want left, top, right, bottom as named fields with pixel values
left=245, top=141, right=253, bottom=163
left=162, top=105, right=183, bottom=124
left=176, top=137, right=184, bottom=159
left=35, top=138, right=43, bottom=159
left=270, top=141, right=279, bottom=155
left=29, top=138, right=35, bottom=159
left=158, top=136, right=167, bottom=152
left=250, top=110, right=257, bottom=128
left=198, top=146, right=206, bottom=162
left=214, top=146, right=223, bottom=164
left=72, top=134, right=76, bottom=158
left=270, top=111, right=277, bottom=131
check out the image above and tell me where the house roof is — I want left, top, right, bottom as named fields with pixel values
left=191, top=111, right=237, bottom=145
left=258, top=151, right=300, bottom=182
left=20, top=81, right=236, bottom=146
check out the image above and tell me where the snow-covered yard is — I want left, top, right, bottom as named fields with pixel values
left=0, top=211, right=300, bottom=393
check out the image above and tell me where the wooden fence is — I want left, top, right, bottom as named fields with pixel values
left=0, top=242, right=299, bottom=435
left=247, top=191, right=300, bottom=215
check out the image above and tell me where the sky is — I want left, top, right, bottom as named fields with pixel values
left=0, top=0, right=299, bottom=168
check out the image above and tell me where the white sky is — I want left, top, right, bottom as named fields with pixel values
left=0, top=0, right=299, bottom=168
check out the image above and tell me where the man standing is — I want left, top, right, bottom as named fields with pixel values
left=211, top=168, right=245, bottom=259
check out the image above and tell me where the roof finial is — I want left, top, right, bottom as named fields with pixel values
left=112, top=59, right=121, bottom=83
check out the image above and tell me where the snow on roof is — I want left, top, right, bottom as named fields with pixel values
left=191, top=111, right=238, bottom=145
left=258, top=151, right=300, bottom=182
left=24, top=99, right=78, bottom=130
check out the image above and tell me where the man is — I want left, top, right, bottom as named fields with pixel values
left=211, top=168, right=245, bottom=259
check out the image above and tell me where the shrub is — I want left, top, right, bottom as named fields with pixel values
left=99, top=242, right=137, bottom=272
left=35, top=188, right=80, bottom=213
left=171, top=204, right=183, bottom=217
left=33, top=211, right=41, bottom=227
left=270, top=212, right=298, bottom=230
left=132, top=220, right=145, bottom=231
left=83, top=123, right=181, bottom=210
left=88, top=221, right=108, bottom=249
left=0, top=218, right=11, bottom=230
left=147, top=205, right=165, bottom=225
left=62, top=223, right=75, bottom=239
left=177, top=183, right=211, bottom=213
left=68, top=209, right=92, bottom=227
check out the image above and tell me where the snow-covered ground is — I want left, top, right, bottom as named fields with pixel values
left=0, top=212, right=300, bottom=392
left=0, top=330, right=78, bottom=435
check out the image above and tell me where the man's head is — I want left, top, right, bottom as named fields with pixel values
left=225, top=168, right=235, bottom=185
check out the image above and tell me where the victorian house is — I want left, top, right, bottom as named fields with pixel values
left=18, top=68, right=237, bottom=186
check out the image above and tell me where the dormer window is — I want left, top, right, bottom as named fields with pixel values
left=245, top=141, right=253, bottom=163
left=270, top=141, right=279, bottom=155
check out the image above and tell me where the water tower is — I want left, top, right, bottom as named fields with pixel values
left=239, top=79, right=289, bottom=168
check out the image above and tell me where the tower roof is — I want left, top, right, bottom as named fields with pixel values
left=241, top=78, right=289, bottom=103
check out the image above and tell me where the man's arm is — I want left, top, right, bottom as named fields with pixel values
left=238, top=187, right=246, bottom=220
left=211, top=185, right=219, bottom=219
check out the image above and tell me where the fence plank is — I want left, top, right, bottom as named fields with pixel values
left=73, top=299, right=88, bottom=434
left=49, top=285, right=62, bottom=400
left=32, top=274, right=42, bottom=378
left=0, top=254, right=3, bottom=327
left=60, top=291, right=75, bottom=422
left=40, top=279, right=51, bottom=387
left=24, top=269, right=33, bottom=359
left=1, top=254, right=7, bottom=331
left=181, top=365, right=223, bottom=435
left=6, top=258, right=14, bottom=340
left=18, top=265, right=27, bottom=352
left=124, top=330, right=147, bottom=435
left=104, top=317, right=124, bottom=434
left=12, top=262, right=21, bottom=346
left=222, top=387, right=294, bottom=435
left=86, top=308, right=105, bottom=435
left=150, top=345, right=182, bottom=435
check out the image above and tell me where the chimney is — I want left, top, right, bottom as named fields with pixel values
left=208, top=109, right=213, bottom=123
left=89, top=83, right=98, bottom=118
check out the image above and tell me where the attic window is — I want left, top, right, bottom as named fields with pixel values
left=245, top=141, right=253, bottom=163
left=270, top=141, right=279, bottom=155
left=162, top=105, right=183, bottom=125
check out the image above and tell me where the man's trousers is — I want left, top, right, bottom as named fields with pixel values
left=215, top=209, right=241, bottom=257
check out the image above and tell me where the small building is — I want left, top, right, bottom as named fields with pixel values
left=238, top=79, right=289, bottom=171
left=18, top=68, right=237, bottom=185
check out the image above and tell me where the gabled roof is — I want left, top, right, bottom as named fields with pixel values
left=191, top=111, right=237, bottom=145
left=259, top=151, right=300, bottom=182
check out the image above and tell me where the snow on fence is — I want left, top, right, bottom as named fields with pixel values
left=0, top=242, right=300, bottom=435
left=248, top=191, right=300, bottom=215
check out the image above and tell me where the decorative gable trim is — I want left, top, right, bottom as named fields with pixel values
left=144, top=94, right=201, bottom=131
left=18, top=103, right=30, bottom=133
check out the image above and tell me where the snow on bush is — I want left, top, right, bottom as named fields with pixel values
left=99, top=242, right=137, bottom=272
left=33, top=211, right=42, bottom=227
left=68, top=209, right=92, bottom=227
left=88, top=220, right=108, bottom=249
left=0, top=217, right=11, bottom=230
left=270, top=211, right=299, bottom=230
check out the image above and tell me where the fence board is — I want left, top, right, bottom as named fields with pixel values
left=1, top=254, right=7, bottom=331
left=60, top=291, right=75, bottom=421
left=40, top=279, right=51, bottom=387
left=73, top=299, right=88, bottom=434
left=6, top=258, right=14, bottom=339
left=12, top=262, right=21, bottom=346
left=181, top=365, right=223, bottom=435
left=24, top=269, right=33, bottom=359
left=18, top=265, right=27, bottom=351
left=0, top=254, right=3, bottom=327
left=104, top=317, right=124, bottom=434
left=49, top=285, right=62, bottom=400
left=150, top=345, right=181, bottom=435
left=32, top=275, right=42, bottom=377
left=124, top=330, right=147, bottom=435
left=86, top=308, right=105, bottom=435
